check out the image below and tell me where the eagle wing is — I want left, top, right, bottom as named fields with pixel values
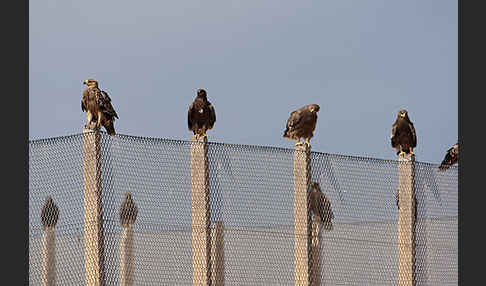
left=81, top=89, right=89, bottom=112
left=188, top=102, right=195, bottom=131
left=287, top=109, right=303, bottom=129
left=207, top=102, right=216, bottom=130
left=390, top=121, right=399, bottom=148
left=439, top=143, right=459, bottom=171
left=100, top=91, right=119, bottom=120
left=409, top=121, right=417, bottom=148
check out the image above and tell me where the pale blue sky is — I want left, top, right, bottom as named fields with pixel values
left=29, top=0, right=457, bottom=163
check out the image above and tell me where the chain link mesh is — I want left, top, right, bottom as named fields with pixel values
left=29, top=132, right=458, bottom=285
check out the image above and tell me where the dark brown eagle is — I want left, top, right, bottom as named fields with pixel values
left=41, top=196, right=59, bottom=229
left=188, top=89, right=216, bottom=138
left=119, top=192, right=138, bottom=228
left=82, top=79, right=119, bottom=135
left=283, top=104, right=320, bottom=147
left=391, top=109, right=417, bottom=156
left=309, top=182, right=334, bottom=231
left=438, top=143, right=459, bottom=171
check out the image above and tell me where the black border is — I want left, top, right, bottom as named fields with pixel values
left=459, top=0, right=484, bottom=285
left=3, top=0, right=28, bottom=283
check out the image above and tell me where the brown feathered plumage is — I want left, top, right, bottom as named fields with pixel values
left=283, top=104, right=320, bottom=147
left=82, top=79, right=119, bottom=135
left=119, top=192, right=138, bottom=227
left=41, top=196, right=59, bottom=229
left=438, top=143, right=459, bottom=171
left=391, top=109, right=417, bottom=155
left=309, top=182, right=334, bottom=231
left=188, top=89, right=216, bottom=138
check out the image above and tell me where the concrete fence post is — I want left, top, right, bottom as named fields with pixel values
left=310, top=218, right=322, bottom=286
left=41, top=196, right=59, bottom=286
left=210, top=221, right=225, bottom=286
left=293, top=144, right=313, bottom=286
left=191, top=135, right=212, bottom=286
left=397, top=153, right=417, bottom=286
left=119, top=192, right=138, bottom=286
left=82, top=127, right=106, bottom=286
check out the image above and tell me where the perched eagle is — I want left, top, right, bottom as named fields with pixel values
left=309, top=182, right=334, bottom=231
left=283, top=104, right=320, bottom=147
left=438, top=143, right=459, bottom=171
left=41, top=196, right=59, bottom=229
left=391, top=109, right=417, bottom=156
left=119, top=192, right=138, bottom=228
left=188, top=89, right=216, bottom=138
left=82, top=79, right=119, bottom=135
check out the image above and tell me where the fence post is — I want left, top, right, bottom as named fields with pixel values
left=191, top=135, right=212, bottom=286
left=41, top=196, right=59, bottom=286
left=310, top=218, right=321, bottom=286
left=120, top=193, right=138, bottom=286
left=210, top=221, right=225, bottom=286
left=293, top=144, right=313, bottom=286
left=397, top=153, right=417, bottom=286
left=82, top=127, right=106, bottom=286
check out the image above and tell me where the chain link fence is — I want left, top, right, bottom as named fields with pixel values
left=29, top=132, right=457, bottom=285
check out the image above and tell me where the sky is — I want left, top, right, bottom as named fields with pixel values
left=29, top=0, right=458, bottom=164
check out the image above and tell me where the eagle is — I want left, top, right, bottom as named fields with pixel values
left=119, top=192, right=138, bottom=228
left=41, top=196, right=59, bottom=229
left=82, top=79, right=119, bottom=135
left=438, top=143, right=459, bottom=171
left=309, top=182, right=334, bottom=231
left=188, top=89, right=216, bottom=139
left=283, top=104, right=320, bottom=147
left=391, top=109, right=417, bottom=156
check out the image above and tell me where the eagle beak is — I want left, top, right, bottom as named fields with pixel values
left=310, top=108, right=314, bottom=112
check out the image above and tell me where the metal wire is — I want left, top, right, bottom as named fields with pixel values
left=29, top=132, right=458, bottom=285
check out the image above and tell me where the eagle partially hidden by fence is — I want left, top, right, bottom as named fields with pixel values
left=391, top=109, right=417, bottom=156
left=309, top=182, right=334, bottom=231
left=119, top=192, right=138, bottom=228
left=41, top=196, right=59, bottom=229
left=188, top=89, right=216, bottom=139
left=283, top=104, right=320, bottom=147
left=82, top=79, right=119, bottom=135
left=438, top=143, right=459, bottom=171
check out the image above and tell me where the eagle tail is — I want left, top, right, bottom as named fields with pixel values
left=105, top=121, right=116, bottom=136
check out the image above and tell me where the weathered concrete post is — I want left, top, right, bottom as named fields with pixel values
left=191, top=135, right=212, bottom=286
left=119, top=192, right=138, bottom=286
left=310, top=218, right=322, bottom=286
left=293, top=144, right=313, bottom=286
left=397, top=153, right=417, bottom=286
left=82, top=127, right=106, bottom=286
left=210, top=221, right=225, bottom=286
left=41, top=196, right=59, bottom=286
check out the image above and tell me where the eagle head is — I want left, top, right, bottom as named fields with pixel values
left=308, top=104, right=320, bottom=113
left=83, top=79, right=98, bottom=87
left=397, top=109, right=409, bottom=119
left=197, top=88, right=207, bottom=98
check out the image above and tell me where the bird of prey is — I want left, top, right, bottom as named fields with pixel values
left=41, top=196, right=59, bottom=229
left=283, top=104, right=320, bottom=147
left=391, top=109, right=417, bottom=156
left=309, top=182, right=334, bottom=231
left=82, top=79, right=119, bottom=135
left=119, top=192, right=138, bottom=228
left=188, top=89, right=216, bottom=139
left=438, top=143, right=459, bottom=171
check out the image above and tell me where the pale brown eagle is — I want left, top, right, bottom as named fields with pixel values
left=188, top=89, right=216, bottom=138
left=119, top=192, right=138, bottom=228
left=309, top=182, right=334, bottom=231
left=438, top=143, right=459, bottom=171
left=283, top=104, right=320, bottom=147
left=82, top=79, right=119, bottom=135
left=391, top=109, right=417, bottom=156
left=41, top=196, right=59, bottom=229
